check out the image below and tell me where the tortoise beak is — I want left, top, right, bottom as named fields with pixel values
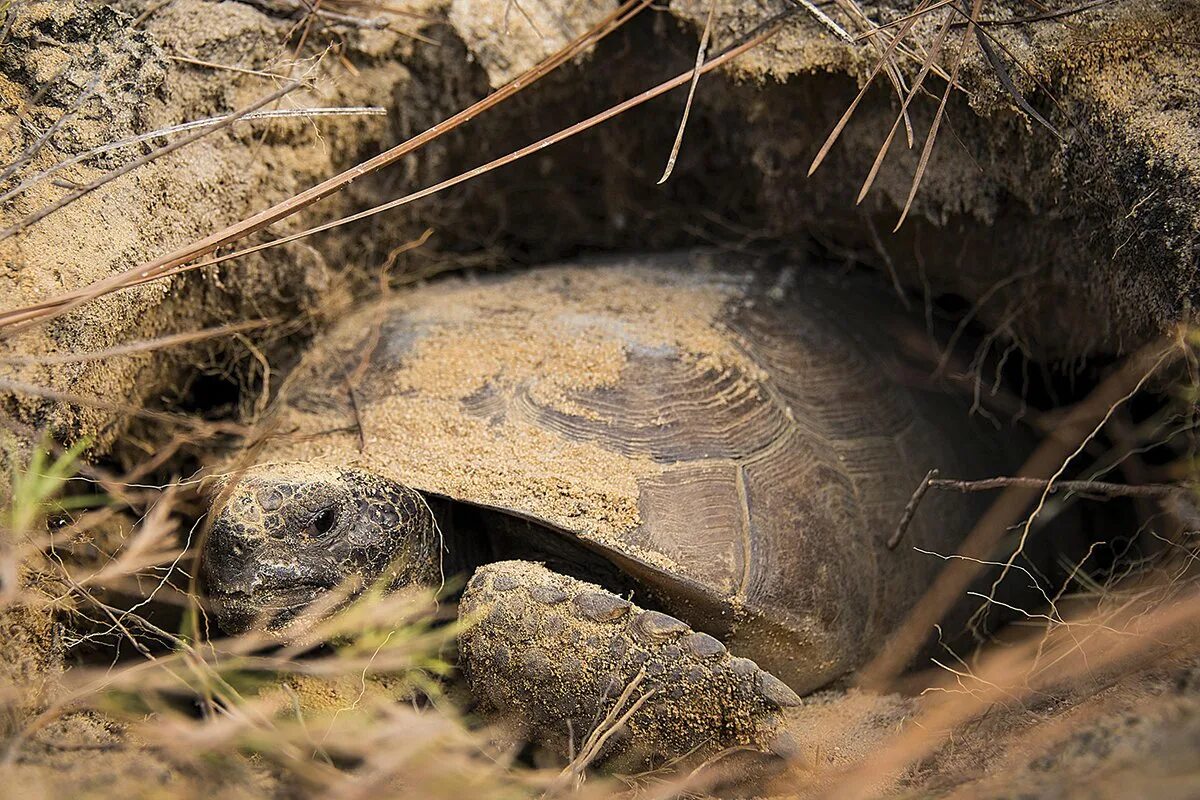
left=204, top=572, right=338, bottom=634
left=201, top=517, right=341, bottom=633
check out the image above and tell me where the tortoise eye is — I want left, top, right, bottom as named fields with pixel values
left=305, top=506, right=338, bottom=537
left=46, top=513, right=73, bottom=531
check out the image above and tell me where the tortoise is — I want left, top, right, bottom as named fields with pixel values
left=201, top=253, right=1011, bottom=764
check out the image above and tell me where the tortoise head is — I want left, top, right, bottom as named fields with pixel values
left=200, top=463, right=440, bottom=633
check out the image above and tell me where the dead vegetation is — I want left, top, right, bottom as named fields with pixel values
left=0, top=331, right=1197, bottom=797
left=0, top=0, right=1198, bottom=796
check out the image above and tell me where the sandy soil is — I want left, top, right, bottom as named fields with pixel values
left=2, top=0, right=1196, bottom=467
left=0, top=0, right=1197, bottom=796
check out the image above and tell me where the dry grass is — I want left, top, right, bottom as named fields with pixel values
left=0, top=0, right=1087, bottom=332
left=1, top=0, right=1198, bottom=796
left=0, top=438, right=617, bottom=798
left=0, top=0, right=655, bottom=335
left=0, top=325, right=1195, bottom=798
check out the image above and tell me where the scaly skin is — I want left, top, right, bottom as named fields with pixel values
left=201, top=465, right=440, bottom=632
left=201, top=468, right=800, bottom=768
left=459, top=560, right=800, bottom=768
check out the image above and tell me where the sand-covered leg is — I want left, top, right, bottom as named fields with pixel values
left=458, top=560, right=800, bottom=770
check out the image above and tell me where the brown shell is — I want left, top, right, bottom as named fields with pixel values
left=250, top=253, right=1008, bottom=692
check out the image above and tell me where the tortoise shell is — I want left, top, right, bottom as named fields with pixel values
left=248, top=253, right=1006, bottom=691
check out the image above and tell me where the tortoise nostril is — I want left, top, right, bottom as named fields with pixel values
left=211, top=518, right=260, bottom=559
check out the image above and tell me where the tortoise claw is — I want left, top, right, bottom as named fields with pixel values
left=459, top=560, right=799, bottom=769
left=758, top=672, right=803, bottom=708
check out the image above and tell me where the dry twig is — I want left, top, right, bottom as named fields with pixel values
left=0, top=106, right=387, bottom=205
left=657, top=0, right=716, bottom=184
left=0, top=4, right=795, bottom=306
left=0, top=0, right=653, bottom=334
left=890, top=471, right=1190, bottom=549
left=0, top=81, right=303, bottom=241
left=859, top=334, right=1182, bottom=689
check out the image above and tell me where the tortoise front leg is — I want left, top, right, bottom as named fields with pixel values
left=457, top=560, right=800, bottom=771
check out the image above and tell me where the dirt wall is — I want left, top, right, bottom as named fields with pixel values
left=3, top=0, right=1197, bottom=460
